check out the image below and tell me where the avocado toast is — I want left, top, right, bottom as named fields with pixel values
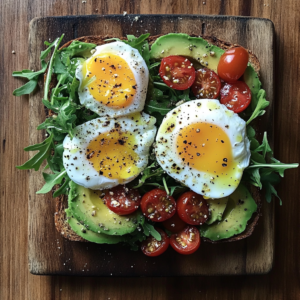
left=51, top=33, right=262, bottom=245
left=13, top=32, right=297, bottom=252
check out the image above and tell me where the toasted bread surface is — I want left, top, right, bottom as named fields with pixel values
left=51, top=34, right=261, bottom=243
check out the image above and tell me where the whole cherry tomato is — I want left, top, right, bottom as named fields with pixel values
left=217, top=47, right=249, bottom=83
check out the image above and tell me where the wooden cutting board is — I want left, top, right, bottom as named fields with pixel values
left=28, top=14, right=274, bottom=276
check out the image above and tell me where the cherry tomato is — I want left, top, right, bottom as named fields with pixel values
left=191, top=68, right=221, bottom=99
left=159, top=55, right=196, bottom=90
left=162, top=212, right=187, bottom=233
left=141, top=189, right=176, bottom=222
left=177, top=191, right=209, bottom=225
left=104, top=185, right=141, bottom=215
left=217, top=47, right=249, bottom=83
left=220, top=81, right=252, bottom=113
left=141, top=228, right=170, bottom=257
left=170, top=226, right=200, bottom=255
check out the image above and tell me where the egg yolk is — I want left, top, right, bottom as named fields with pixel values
left=86, top=130, right=139, bottom=181
left=82, top=53, right=137, bottom=108
left=176, top=122, right=238, bottom=180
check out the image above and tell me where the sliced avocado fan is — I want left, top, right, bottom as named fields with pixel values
left=65, top=208, right=125, bottom=244
left=68, top=181, right=142, bottom=236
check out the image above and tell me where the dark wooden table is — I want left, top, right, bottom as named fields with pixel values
left=1, top=0, right=299, bottom=299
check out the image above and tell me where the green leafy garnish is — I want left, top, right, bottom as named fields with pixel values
left=246, top=89, right=270, bottom=125
left=133, top=162, right=164, bottom=189
left=37, top=169, right=68, bottom=194
left=12, top=78, right=39, bottom=96
left=140, top=218, right=161, bottom=241
left=13, top=35, right=99, bottom=198
left=16, top=133, right=53, bottom=171
left=243, top=131, right=298, bottom=204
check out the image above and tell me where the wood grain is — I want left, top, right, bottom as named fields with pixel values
left=28, top=14, right=274, bottom=276
left=1, top=0, right=299, bottom=299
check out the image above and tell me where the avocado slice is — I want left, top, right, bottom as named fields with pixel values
left=206, top=197, right=229, bottom=225
left=150, top=33, right=224, bottom=73
left=68, top=181, right=142, bottom=236
left=65, top=208, right=124, bottom=244
left=243, top=65, right=262, bottom=110
left=200, top=184, right=257, bottom=241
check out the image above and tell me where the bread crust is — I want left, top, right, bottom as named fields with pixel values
left=51, top=34, right=262, bottom=243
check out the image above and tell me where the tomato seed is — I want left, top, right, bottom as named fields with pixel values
left=148, top=207, right=154, bottom=213
left=189, top=232, right=195, bottom=241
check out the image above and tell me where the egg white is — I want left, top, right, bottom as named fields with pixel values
left=155, top=99, right=251, bottom=199
left=63, top=112, right=156, bottom=190
left=76, top=41, right=149, bottom=118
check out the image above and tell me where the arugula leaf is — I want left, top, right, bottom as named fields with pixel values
left=68, top=77, right=80, bottom=102
left=38, top=100, right=77, bottom=138
left=50, top=73, right=68, bottom=104
left=169, top=185, right=188, bottom=196
left=12, top=61, right=48, bottom=80
left=53, top=53, right=67, bottom=74
left=44, top=35, right=65, bottom=101
left=13, top=78, right=38, bottom=96
left=37, top=169, right=67, bottom=194
left=133, top=162, right=164, bottom=188
left=244, top=130, right=298, bottom=204
left=253, top=132, right=273, bottom=158
left=141, top=220, right=161, bottom=241
left=178, top=88, right=193, bottom=102
left=123, top=34, right=151, bottom=66
left=126, top=34, right=150, bottom=48
left=149, top=62, right=161, bottom=69
left=246, top=89, right=270, bottom=125
left=263, top=181, right=282, bottom=204
left=144, top=99, right=173, bottom=116
left=17, top=133, right=53, bottom=171
left=60, top=41, right=96, bottom=65
left=248, top=159, right=299, bottom=177
left=53, top=176, right=71, bottom=198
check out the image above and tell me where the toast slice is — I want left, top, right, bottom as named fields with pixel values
left=52, top=34, right=262, bottom=243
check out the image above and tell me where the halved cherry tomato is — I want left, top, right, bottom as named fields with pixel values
left=104, top=185, right=141, bottom=215
left=140, top=189, right=176, bottom=222
left=191, top=68, right=221, bottom=99
left=217, top=47, right=249, bottom=83
left=177, top=191, right=209, bottom=225
left=162, top=212, right=187, bottom=233
left=220, top=81, right=252, bottom=113
left=170, top=226, right=200, bottom=255
left=159, top=56, right=196, bottom=90
left=141, top=228, right=170, bottom=257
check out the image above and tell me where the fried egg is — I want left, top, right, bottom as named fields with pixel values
left=63, top=112, right=156, bottom=190
left=76, top=42, right=149, bottom=118
left=155, top=100, right=250, bottom=199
